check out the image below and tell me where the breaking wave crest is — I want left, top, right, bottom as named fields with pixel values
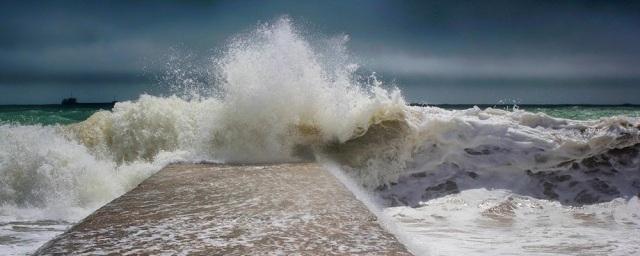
left=0, top=17, right=406, bottom=219
left=338, top=107, right=640, bottom=205
left=1, top=17, right=639, bottom=227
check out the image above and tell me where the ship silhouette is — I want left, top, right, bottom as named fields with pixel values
left=60, top=97, right=116, bottom=108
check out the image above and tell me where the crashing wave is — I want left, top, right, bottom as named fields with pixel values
left=0, top=17, right=405, bottom=218
left=341, top=106, right=640, bottom=206
left=1, top=17, right=639, bottom=227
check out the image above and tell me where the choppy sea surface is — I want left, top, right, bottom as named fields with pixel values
left=0, top=105, right=112, bottom=126
left=3, top=104, right=639, bottom=126
left=2, top=18, right=639, bottom=255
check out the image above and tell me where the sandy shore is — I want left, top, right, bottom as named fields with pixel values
left=35, top=163, right=410, bottom=255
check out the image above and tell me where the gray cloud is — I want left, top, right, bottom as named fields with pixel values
left=1, top=0, right=639, bottom=104
left=369, top=53, right=640, bottom=79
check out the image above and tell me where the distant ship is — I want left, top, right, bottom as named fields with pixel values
left=61, top=97, right=78, bottom=105
left=60, top=97, right=117, bottom=108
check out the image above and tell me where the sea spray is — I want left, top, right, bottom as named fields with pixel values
left=0, top=17, right=404, bottom=224
left=0, top=123, right=189, bottom=212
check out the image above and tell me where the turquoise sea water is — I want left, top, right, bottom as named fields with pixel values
left=1, top=104, right=640, bottom=126
left=523, top=106, right=640, bottom=120
left=0, top=105, right=112, bottom=125
left=430, top=104, right=640, bottom=120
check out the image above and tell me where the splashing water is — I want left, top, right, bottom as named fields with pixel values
left=1, top=17, right=639, bottom=255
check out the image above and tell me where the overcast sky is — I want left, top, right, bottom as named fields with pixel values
left=1, top=0, right=640, bottom=104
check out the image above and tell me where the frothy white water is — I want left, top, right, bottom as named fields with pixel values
left=1, top=17, right=639, bottom=255
left=0, top=123, right=190, bottom=255
left=385, top=190, right=640, bottom=256
left=0, top=17, right=404, bottom=254
left=321, top=106, right=640, bottom=255
left=330, top=106, right=640, bottom=189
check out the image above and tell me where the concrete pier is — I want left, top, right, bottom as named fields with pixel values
left=36, top=163, right=411, bottom=255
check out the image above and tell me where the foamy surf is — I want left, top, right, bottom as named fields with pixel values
left=1, top=17, right=639, bottom=255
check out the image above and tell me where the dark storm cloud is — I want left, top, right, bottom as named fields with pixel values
left=1, top=0, right=639, bottom=103
left=358, top=0, right=640, bottom=78
left=0, top=1, right=221, bottom=75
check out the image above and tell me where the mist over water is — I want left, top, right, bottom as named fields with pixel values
left=1, top=17, right=639, bottom=255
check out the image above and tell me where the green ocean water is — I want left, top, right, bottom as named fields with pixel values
left=432, top=104, right=640, bottom=120
left=0, top=105, right=112, bottom=125
left=1, top=104, right=640, bottom=126
left=523, top=106, right=640, bottom=120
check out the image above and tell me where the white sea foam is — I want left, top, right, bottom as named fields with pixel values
left=1, top=17, right=639, bottom=255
